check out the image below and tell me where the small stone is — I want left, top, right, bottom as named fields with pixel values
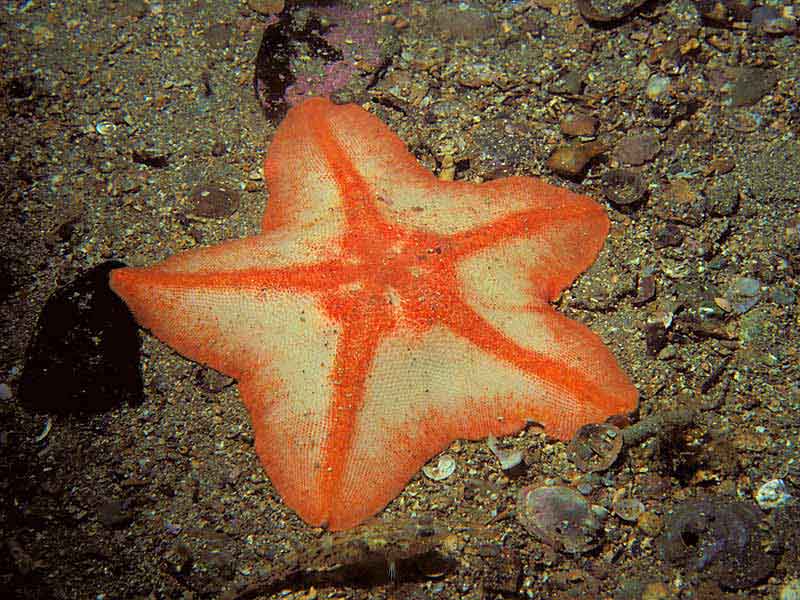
left=549, top=69, right=584, bottom=95
left=633, top=274, right=656, bottom=305
left=728, top=67, right=778, bottom=107
left=751, top=7, right=797, bottom=36
left=0, top=383, right=12, bottom=401
left=211, top=140, right=227, bottom=157
left=653, top=223, right=684, bottom=249
left=132, top=147, right=170, bottom=168
left=637, top=511, right=663, bottom=537
left=641, top=581, right=670, bottom=600
left=601, top=169, right=647, bottom=207
left=188, top=184, right=241, bottom=219
left=248, top=0, right=284, bottom=15
left=205, top=23, right=233, bottom=49
left=559, top=113, right=599, bottom=137
left=97, top=499, right=133, bottom=528
left=546, top=141, right=605, bottom=178
left=770, top=287, right=796, bottom=306
left=645, top=75, right=671, bottom=101
left=613, top=132, right=661, bottom=166
left=732, top=276, right=760, bottom=297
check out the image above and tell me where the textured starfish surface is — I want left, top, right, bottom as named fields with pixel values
left=110, top=97, right=637, bottom=530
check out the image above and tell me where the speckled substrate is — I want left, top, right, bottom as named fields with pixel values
left=1, top=1, right=798, bottom=598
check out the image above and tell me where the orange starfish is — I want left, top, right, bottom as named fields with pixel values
left=110, top=98, right=637, bottom=530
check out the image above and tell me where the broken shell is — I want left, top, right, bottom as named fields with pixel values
left=517, top=486, right=604, bottom=554
left=95, top=120, right=116, bottom=136
left=422, top=454, right=456, bottom=481
left=487, top=435, right=524, bottom=471
left=567, top=423, right=623, bottom=472
left=34, top=417, right=52, bottom=443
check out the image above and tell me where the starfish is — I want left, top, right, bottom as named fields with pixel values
left=110, top=97, right=637, bottom=530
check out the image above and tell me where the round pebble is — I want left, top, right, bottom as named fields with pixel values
left=188, top=184, right=241, bottom=219
left=0, top=383, right=12, bottom=401
left=733, top=276, right=761, bottom=297
left=645, top=75, right=671, bottom=101
left=517, top=485, right=604, bottom=554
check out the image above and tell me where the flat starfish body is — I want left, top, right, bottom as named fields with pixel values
left=110, top=97, right=637, bottom=530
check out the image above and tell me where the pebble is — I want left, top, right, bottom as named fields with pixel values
left=613, top=132, right=661, bottom=166
left=601, top=168, right=647, bottom=206
left=733, top=276, right=761, bottom=297
left=248, top=0, right=284, bottom=15
left=97, top=499, right=133, bottom=529
left=770, top=286, right=796, bottom=306
left=546, top=141, right=605, bottom=178
left=751, top=6, right=797, bottom=35
left=728, top=67, right=778, bottom=107
left=517, top=486, right=604, bottom=554
left=0, top=383, right=12, bottom=401
left=645, top=75, right=671, bottom=101
left=637, top=511, right=663, bottom=537
left=559, top=113, right=598, bottom=137
left=188, top=184, right=241, bottom=219
left=641, top=582, right=670, bottom=600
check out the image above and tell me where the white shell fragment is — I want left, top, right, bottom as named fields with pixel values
left=755, top=479, right=793, bottom=509
left=422, top=454, right=456, bottom=481
left=95, top=120, right=116, bottom=136
left=487, top=434, right=524, bottom=470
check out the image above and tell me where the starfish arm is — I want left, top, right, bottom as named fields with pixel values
left=290, top=98, right=604, bottom=241
left=320, top=317, right=632, bottom=530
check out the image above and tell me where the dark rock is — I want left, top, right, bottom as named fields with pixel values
left=653, top=223, right=684, bottom=249
left=132, top=147, right=170, bottom=168
left=659, top=498, right=778, bottom=589
left=19, top=261, right=143, bottom=413
left=188, top=184, right=241, bottom=219
left=602, top=169, right=648, bottom=207
left=97, top=499, right=133, bottom=529
left=613, top=132, right=661, bottom=166
left=729, top=67, right=778, bottom=107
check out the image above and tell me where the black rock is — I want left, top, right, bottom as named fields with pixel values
left=19, top=261, right=143, bottom=413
